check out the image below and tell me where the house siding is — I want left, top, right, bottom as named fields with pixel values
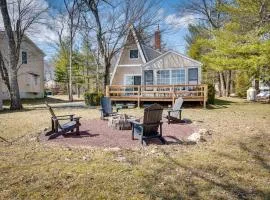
left=118, top=44, right=144, bottom=65
left=111, top=66, right=142, bottom=85
left=0, top=34, right=45, bottom=99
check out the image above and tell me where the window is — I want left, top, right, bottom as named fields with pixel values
left=188, top=68, right=198, bottom=82
left=22, top=51, right=27, bottom=64
left=125, top=75, right=141, bottom=85
left=171, top=69, right=185, bottom=84
left=144, top=70, right=153, bottom=85
left=157, top=70, right=170, bottom=85
left=129, top=49, right=138, bottom=59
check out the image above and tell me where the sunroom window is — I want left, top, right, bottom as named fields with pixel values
left=171, top=69, right=185, bottom=84
left=157, top=70, right=170, bottom=85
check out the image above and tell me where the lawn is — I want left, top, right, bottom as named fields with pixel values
left=0, top=98, right=269, bottom=199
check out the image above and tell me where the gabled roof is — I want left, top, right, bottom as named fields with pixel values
left=141, top=44, right=162, bottom=62
left=141, top=50, right=203, bottom=67
left=0, top=31, right=45, bottom=56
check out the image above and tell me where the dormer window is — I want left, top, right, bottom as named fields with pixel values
left=22, top=51, right=27, bottom=64
left=130, top=49, right=138, bottom=59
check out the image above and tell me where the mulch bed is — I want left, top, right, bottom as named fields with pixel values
left=40, top=119, right=198, bottom=149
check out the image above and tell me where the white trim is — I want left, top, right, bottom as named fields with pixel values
left=110, top=25, right=147, bottom=85
left=130, top=25, right=147, bottom=63
left=118, top=64, right=142, bottom=67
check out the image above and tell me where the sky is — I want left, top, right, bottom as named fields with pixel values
left=0, top=0, right=197, bottom=61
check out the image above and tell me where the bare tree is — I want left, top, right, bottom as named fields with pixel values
left=0, top=0, right=47, bottom=110
left=82, top=0, right=162, bottom=92
left=64, top=0, right=82, bottom=101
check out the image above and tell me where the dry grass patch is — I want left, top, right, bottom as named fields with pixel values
left=0, top=98, right=270, bottom=199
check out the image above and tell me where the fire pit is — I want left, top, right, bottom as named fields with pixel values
left=108, top=114, right=139, bottom=130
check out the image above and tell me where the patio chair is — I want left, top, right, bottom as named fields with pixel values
left=100, top=97, right=119, bottom=120
left=129, top=103, right=165, bottom=145
left=166, top=97, right=184, bottom=124
left=45, top=102, right=81, bottom=140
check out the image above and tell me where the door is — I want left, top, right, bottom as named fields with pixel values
left=188, top=68, right=198, bottom=84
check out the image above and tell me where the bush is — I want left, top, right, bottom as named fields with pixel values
left=207, top=84, right=215, bottom=104
left=84, top=92, right=103, bottom=106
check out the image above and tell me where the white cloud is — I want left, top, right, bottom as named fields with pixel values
left=165, top=14, right=197, bottom=29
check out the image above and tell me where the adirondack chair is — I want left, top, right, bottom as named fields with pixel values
left=100, top=97, right=119, bottom=120
left=45, top=102, right=81, bottom=140
left=129, top=103, right=165, bottom=145
left=166, top=97, right=184, bottom=124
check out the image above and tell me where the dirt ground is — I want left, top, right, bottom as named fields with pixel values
left=41, top=119, right=198, bottom=148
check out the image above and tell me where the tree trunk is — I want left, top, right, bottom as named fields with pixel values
left=103, top=58, right=110, bottom=93
left=219, top=72, right=226, bottom=97
left=69, top=37, right=73, bottom=102
left=0, top=0, right=22, bottom=110
left=9, top=69, right=22, bottom=110
left=225, top=70, right=231, bottom=97
left=217, top=72, right=222, bottom=97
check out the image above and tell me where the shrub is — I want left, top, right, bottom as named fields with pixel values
left=207, top=83, right=215, bottom=104
left=84, top=92, right=103, bottom=106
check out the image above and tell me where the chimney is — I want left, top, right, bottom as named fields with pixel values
left=154, top=25, right=161, bottom=51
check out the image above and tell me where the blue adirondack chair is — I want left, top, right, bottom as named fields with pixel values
left=100, top=97, right=119, bottom=120
left=129, top=103, right=165, bottom=145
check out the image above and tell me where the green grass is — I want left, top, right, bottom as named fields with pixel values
left=0, top=98, right=270, bottom=199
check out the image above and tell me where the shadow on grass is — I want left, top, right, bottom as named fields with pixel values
left=136, top=133, right=270, bottom=199
left=3, top=96, right=83, bottom=107
left=207, top=98, right=235, bottom=109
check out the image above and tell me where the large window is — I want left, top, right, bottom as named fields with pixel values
left=129, top=49, right=138, bottom=59
left=156, top=69, right=186, bottom=85
left=157, top=70, right=170, bottom=85
left=171, top=69, right=185, bottom=84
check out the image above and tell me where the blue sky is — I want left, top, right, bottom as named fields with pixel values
left=40, top=0, right=194, bottom=60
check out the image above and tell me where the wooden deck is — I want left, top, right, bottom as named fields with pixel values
left=106, top=84, right=208, bottom=108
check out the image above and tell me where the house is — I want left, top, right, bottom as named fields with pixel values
left=0, top=80, right=2, bottom=110
left=108, top=25, right=207, bottom=106
left=111, top=26, right=202, bottom=86
left=0, top=32, right=45, bottom=99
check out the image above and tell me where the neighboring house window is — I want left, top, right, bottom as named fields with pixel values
left=157, top=70, right=170, bottom=85
left=171, top=69, right=185, bottom=84
left=130, top=49, right=138, bottom=59
left=22, top=51, right=27, bottom=64
left=188, top=68, right=198, bottom=83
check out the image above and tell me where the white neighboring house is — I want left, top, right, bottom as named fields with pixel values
left=0, top=80, right=2, bottom=110
left=110, top=25, right=202, bottom=86
left=0, top=32, right=45, bottom=99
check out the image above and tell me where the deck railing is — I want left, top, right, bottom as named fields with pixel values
left=106, top=84, right=208, bottom=108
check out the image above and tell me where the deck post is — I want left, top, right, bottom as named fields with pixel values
left=203, top=84, right=208, bottom=108
left=137, top=86, right=141, bottom=108
left=172, top=85, right=175, bottom=106
left=105, top=85, right=110, bottom=97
